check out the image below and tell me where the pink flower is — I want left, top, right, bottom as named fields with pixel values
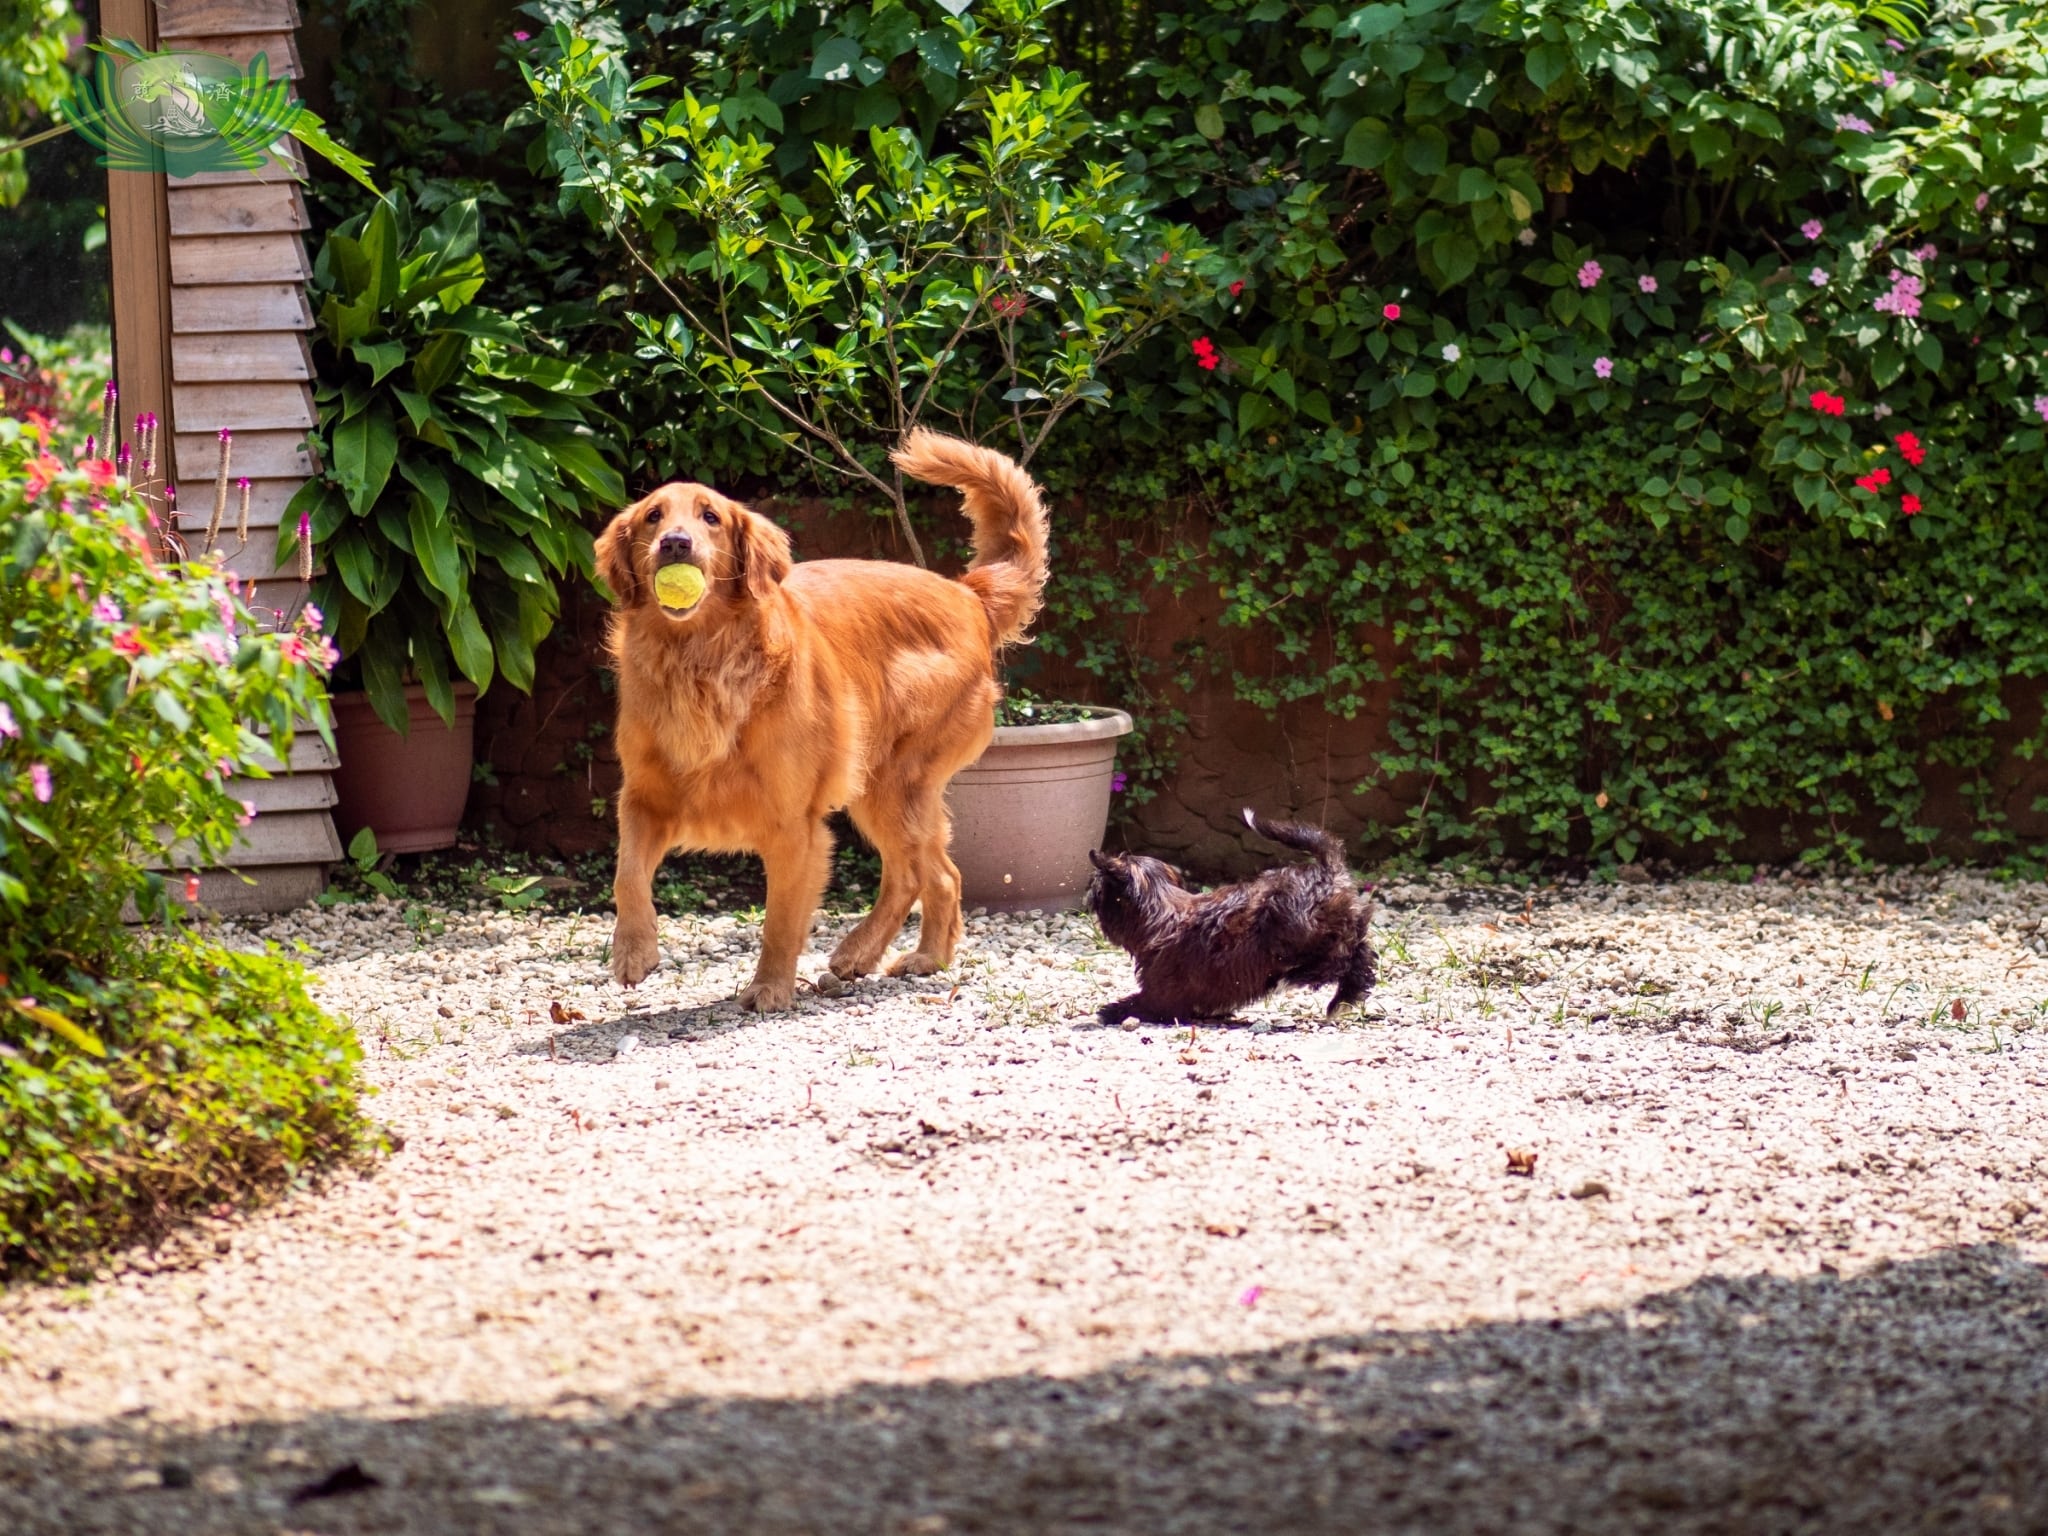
left=1593, top=356, right=1614, bottom=379
left=92, top=595, right=122, bottom=624
left=1873, top=269, right=1923, bottom=318
left=1577, top=259, right=1602, bottom=288
left=1382, top=303, right=1401, bottom=320
left=1837, top=114, right=1874, bottom=133
left=29, top=763, right=51, bottom=803
left=1880, top=70, right=1897, bottom=87
left=0, top=703, right=15, bottom=738
left=1884, top=37, right=1905, bottom=50
left=198, top=633, right=230, bottom=666
left=1809, top=267, right=1829, bottom=286
left=1976, top=193, right=1990, bottom=212
left=1912, top=243, right=1936, bottom=261
left=278, top=635, right=310, bottom=666
left=303, top=604, right=325, bottom=629
left=2032, top=395, right=2048, bottom=422
left=1237, top=1285, right=1264, bottom=1307
left=238, top=800, right=257, bottom=826
left=1637, top=274, right=1658, bottom=293
left=1801, top=218, right=1824, bottom=241
left=513, top=29, right=530, bottom=40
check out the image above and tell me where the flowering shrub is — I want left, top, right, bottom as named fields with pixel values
left=0, top=416, right=365, bottom=1272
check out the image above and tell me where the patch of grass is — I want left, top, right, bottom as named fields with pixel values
left=1, top=937, right=374, bottom=1280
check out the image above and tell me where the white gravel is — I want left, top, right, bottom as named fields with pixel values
left=3, top=870, right=2047, bottom=1532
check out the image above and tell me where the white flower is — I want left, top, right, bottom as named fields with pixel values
left=1516, top=227, right=1536, bottom=246
left=1872, top=403, right=1893, bottom=419
left=1442, top=343, right=1461, bottom=362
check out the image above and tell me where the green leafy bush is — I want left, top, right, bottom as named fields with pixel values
left=289, top=189, right=623, bottom=733
left=0, top=419, right=368, bottom=1273
left=350, top=0, right=2048, bottom=863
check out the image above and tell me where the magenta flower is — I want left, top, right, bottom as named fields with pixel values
left=1637, top=274, right=1658, bottom=294
left=92, top=595, right=122, bottom=624
left=1237, top=1285, right=1264, bottom=1307
left=1593, top=356, right=1614, bottom=379
left=513, top=29, right=530, bottom=40
left=29, top=763, right=51, bottom=803
left=2033, top=396, right=2048, bottom=423
left=1577, top=259, right=1602, bottom=288
left=1110, top=771, right=1128, bottom=793
left=0, top=703, right=17, bottom=738
left=1801, top=218, right=1824, bottom=241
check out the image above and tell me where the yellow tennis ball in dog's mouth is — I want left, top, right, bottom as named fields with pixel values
left=653, top=562, right=707, bottom=612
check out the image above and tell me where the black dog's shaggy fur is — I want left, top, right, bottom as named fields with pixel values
left=1086, top=809, right=1377, bottom=1026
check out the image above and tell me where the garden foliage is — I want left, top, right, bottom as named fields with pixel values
left=0, top=421, right=366, bottom=1273
left=288, top=191, right=624, bottom=733
left=327, top=0, right=2048, bottom=862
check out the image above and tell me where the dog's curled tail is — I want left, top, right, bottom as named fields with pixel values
left=1243, top=808, right=1352, bottom=879
left=891, top=428, right=1050, bottom=647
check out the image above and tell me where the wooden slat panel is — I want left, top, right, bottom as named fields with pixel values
left=173, top=282, right=313, bottom=334
left=233, top=772, right=338, bottom=814
left=173, top=142, right=305, bottom=188
left=156, top=0, right=301, bottom=40
left=168, top=182, right=308, bottom=237
left=181, top=520, right=327, bottom=581
left=167, top=476, right=308, bottom=536
left=156, top=31, right=301, bottom=74
left=185, top=864, right=328, bottom=915
left=172, top=381, right=315, bottom=430
left=173, top=330, right=312, bottom=382
left=174, top=428, right=315, bottom=479
left=170, top=233, right=310, bottom=285
left=247, top=734, right=339, bottom=775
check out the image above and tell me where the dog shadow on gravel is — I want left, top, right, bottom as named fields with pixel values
left=6, top=1245, right=2045, bottom=1535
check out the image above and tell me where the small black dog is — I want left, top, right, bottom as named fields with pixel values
left=1086, top=808, right=1377, bottom=1026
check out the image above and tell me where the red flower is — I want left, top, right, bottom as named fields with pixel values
left=1901, top=494, right=1922, bottom=514
left=110, top=628, right=145, bottom=657
left=1893, top=432, right=1925, bottom=465
left=1382, top=303, right=1401, bottom=321
left=1229, top=280, right=1245, bottom=296
left=1191, top=336, right=1220, bottom=369
left=1807, top=390, right=1846, bottom=416
left=1868, top=466, right=1891, bottom=486
left=80, top=456, right=117, bottom=489
left=1197, top=352, right=1220, bottom=371
left=21, top=451, right=63, bottom=498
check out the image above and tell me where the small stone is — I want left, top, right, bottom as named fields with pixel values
left=1570, top=1179, right=1611, bottom=1200
left=613, top=1034, right=641, bottom=1058
left=1506, top=1147, right=1539, bottom=1177
left=159, top=1463, right=194, bottom=1489
left=814, top=971, right=848, bottom=998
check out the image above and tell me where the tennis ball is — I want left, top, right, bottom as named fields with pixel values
left=654, top=562, right=707, bottom=611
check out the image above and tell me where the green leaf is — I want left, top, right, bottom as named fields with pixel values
left=1526, top=43, right=1571, bottom=92
left=333, top=400, right=398, bottom=517
left=13, top=1001, right=105, bottom=1057
left=443, top=602, right=495, bottom=692
left=1403, top=126, right=1448, bottom=176
left=407, top=492, right=465, bottom=604
left=1194, top=102, right=1226, bottom=140
left=351, top=339, right=407, bottom=384
left=1338, top=117, right=1394, bottom=170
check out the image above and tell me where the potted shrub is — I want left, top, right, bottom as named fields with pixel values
left=287, top=191, right=623, bottom=852
left=526, top=31, right=1199, bottom=898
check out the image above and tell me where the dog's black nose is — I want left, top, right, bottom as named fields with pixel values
left=658, top=530, right=694, bottom=560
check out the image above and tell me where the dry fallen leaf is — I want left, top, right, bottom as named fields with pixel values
left=1506, top=1147, right=1539, bottom=1177
left=549, top=1000, right=586, bottom=1026
left=1951, top=998, right=1967, bottom=1022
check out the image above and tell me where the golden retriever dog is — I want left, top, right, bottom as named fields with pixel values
left=596, top=429, right=1050, bottom=1012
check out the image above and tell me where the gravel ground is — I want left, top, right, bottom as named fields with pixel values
left=4, top=870, right=2048, bottom=1533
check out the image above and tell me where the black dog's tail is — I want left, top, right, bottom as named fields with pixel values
left=1242, top=808, right=1351, bottom=880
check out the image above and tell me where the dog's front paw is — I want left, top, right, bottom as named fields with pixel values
left=883, top=951, right=943, bottom=979
left=610, top=926, right=662, bottom=988
left=736, top=978, right=795, bottom=1013
left=826, top=936, right=880, bottom=980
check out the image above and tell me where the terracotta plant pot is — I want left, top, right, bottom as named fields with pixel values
left=946, top=708, right=1134, bottom=913
left=329, top=684, right=477, bottom=854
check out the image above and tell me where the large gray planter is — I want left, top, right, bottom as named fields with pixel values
left=946, top=708, right=1134, bottom=913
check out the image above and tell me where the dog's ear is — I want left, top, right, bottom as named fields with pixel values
left=595, top=510, right=642, bottom=608
left=1088, top=849, right=1112, bottom=870
left=734, top=507, right=793, bottom=601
